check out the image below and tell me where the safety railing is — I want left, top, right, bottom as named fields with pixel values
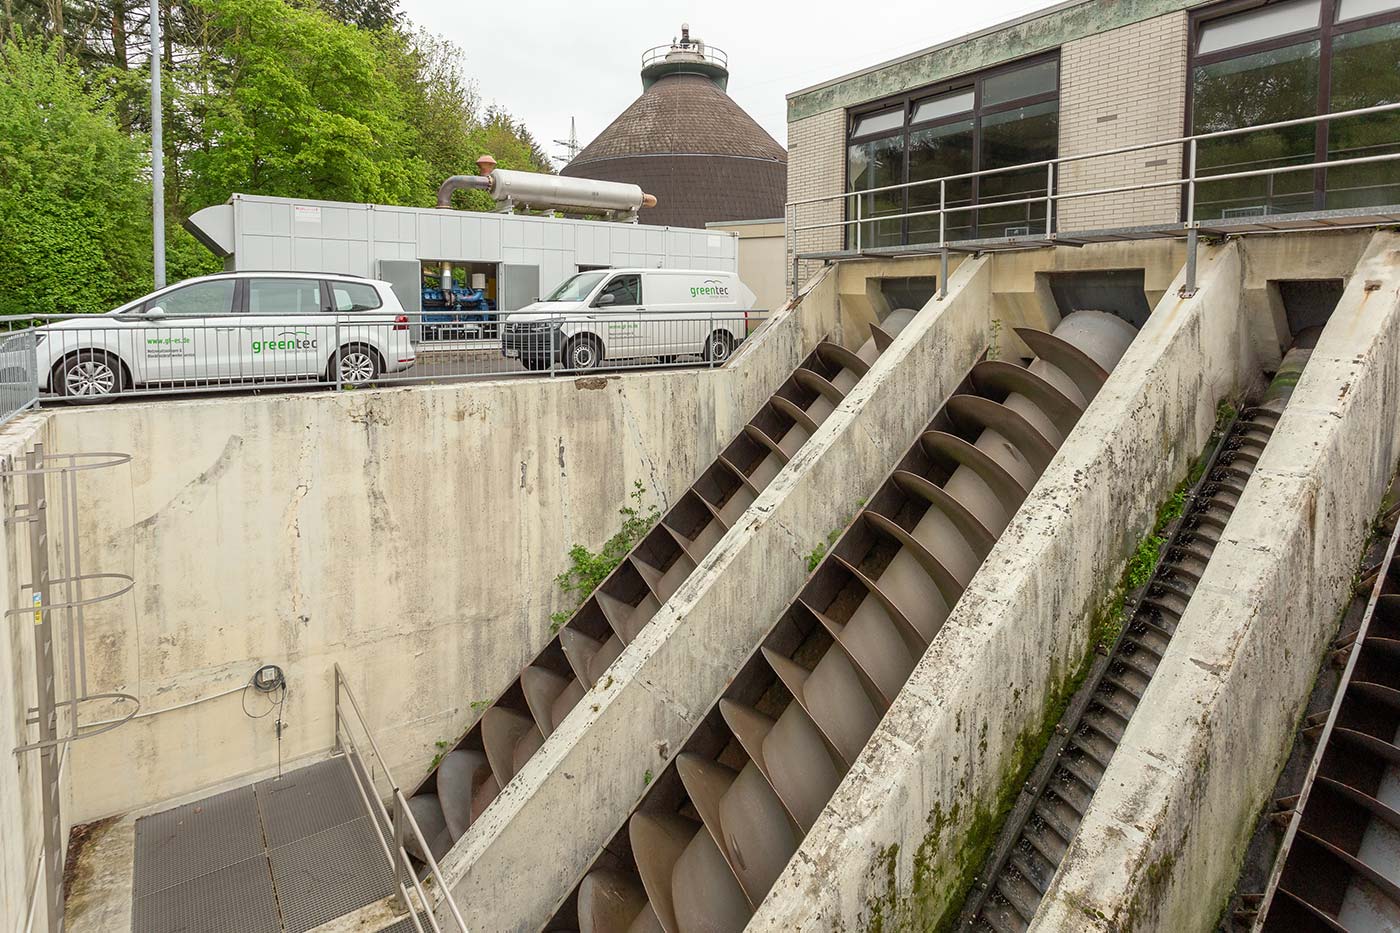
left=788, top=101, right=1400, bottom=297
left=0, top=308, right=768, bottom=404
left=333, top=663, right=469, bottom=933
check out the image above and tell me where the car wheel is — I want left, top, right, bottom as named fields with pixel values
left=563, top=336, right=603, bottom=371
left=56, top=351, right=123, bottom=399
left=334, top=344, right=382, bottom=385
left=704, top=331, right=735, bottom=364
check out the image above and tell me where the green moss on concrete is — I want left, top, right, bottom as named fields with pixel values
left=856, top=406, right=1238, bottom=932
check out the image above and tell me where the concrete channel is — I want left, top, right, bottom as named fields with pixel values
left=745, top=239, right=1253, bottom=931
left=437, top=255, right=999, bottom=930
left=1029, top=231, right=1400, bottom=932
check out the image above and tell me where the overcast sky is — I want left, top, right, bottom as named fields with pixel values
left=396, top=0, right=1065, bottom=168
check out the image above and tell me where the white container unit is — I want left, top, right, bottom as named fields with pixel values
left=185, top=194, right=740, bottom=316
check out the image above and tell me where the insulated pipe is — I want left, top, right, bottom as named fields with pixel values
left=571, top=310, right=1139, bottom=933
left=435, top=174, right=492, bottom=209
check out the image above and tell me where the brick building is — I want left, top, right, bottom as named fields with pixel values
left=786, top=0, right=1400, bottom=287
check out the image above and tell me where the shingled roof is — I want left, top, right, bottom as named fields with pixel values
left=561, top=73, right=788, bottom=229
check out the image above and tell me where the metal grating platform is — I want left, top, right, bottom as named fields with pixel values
left=132, top=756, right=398, bottom=933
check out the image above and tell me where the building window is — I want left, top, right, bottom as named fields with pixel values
left=845, top=54, right=1059, bottom=249
left=1190, top=0, right=1400, bottom=219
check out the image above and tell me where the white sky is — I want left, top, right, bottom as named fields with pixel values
left=396, top=0, right=1067, bottom=167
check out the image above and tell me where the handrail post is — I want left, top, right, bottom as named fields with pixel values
left=938, top=179, right=948, bottom=301
left=334, top=316, right=343, bottom=390
left=1045, top=163, right=1055, bottom=238
left=1183, top=138, right=1200, bottom=298
left=391, top=792, right=406, bottom=894
left=855, top=193, right=862, bottom=254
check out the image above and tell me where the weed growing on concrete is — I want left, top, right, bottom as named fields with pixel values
left=642, top=769, right=653, bottom=787
left=804, top=506, right=859, bottom=572
left=431, top=739, right=450, bottom=768
left=988, top=318, right=1003, bottom=360
left=550, top=480, right=661, bottom=631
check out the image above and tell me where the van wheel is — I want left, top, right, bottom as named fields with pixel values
left=333, top=344, right=383, bottom=385
left=703, top=331, right=735, bottom=364
left=55, top=351, right=124, bottom=399
left=563, top=335, right=603, bottom=371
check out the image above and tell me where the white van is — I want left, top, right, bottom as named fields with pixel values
left=500, top=269, right=755, bottom=371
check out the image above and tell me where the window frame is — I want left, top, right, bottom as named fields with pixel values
left=1186, top=0, right=1400, bottom=215
left=593, top=273, right=643, bottom=308
left=326, top=279, right=384, bottom=313
left=844, top=51, right=1061, bottom=248
left=239, top=277, right=329, bottom=316
left=140, top=278, right=238, bottom=316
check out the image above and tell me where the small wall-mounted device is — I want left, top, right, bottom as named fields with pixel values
left=252, top=663, right=285, bottom=693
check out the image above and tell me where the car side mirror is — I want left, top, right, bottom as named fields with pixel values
left=595, top=293, right=615, bottom=307
left=144, top=305, right=167, bottom=319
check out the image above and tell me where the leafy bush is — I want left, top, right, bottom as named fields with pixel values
left=550, top=481, right=660, bottom=631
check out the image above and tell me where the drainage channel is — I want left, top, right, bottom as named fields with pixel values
left=402, top=310, right=920, bottom=862
left=956, top=340, right=1314, bottom=933
left=546, top=309, right=1140, bottom=933
left=1238, top=482, right=1400, bottom=931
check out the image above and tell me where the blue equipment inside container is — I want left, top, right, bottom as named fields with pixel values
left=420, top=281, right=497, bottom=340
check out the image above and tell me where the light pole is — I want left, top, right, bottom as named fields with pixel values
left=150, top=0, right=165, bottom=288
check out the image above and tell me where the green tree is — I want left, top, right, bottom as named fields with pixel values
left=179, top=0, right=428, bottom=210
left=0, top=35, right=152, bottom=314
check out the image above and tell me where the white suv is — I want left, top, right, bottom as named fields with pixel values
left=37, top=272, right=415, bottom=398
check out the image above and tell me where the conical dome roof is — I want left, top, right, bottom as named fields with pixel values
left=561, top=29, right=787, bottom=229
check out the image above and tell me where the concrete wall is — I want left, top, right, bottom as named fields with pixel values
left=0, top=414, right=64, bottom=933
left=43, top=299, right=819, bottom=824
left=438, top=256, right=999, bottom=932
left=706, top=219, right=787, bottom=315
left=748, top=241, right=1250, bottom=931
left=1031, top=231, right=1400, bottom=932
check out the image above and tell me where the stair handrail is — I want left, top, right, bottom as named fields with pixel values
left=334, top=662, right=470, bottom=933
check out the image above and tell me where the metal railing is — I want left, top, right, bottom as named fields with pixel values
left=333, top=663, right=469, bottom=933
left=642, top=41, right=727, bottom=70
left=0, top=308, right=768, bottom=404
left=788, top=101, right=1400, bottom=297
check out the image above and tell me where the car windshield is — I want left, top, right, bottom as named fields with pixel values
left=545, top=272, right=607, bottom=302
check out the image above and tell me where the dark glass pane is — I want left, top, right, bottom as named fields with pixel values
left=847, top=135, right=906, bottom=248
left=978, top=101, right=1058, bottom=238
left=1192, top=41, right=1320, bottom=219
left=982, top=60, right=1059, bottom=108
left=1336, top=0, right=1400, bottom=22
left=1197, top=0, right=1320, bottom=54
left=907, top=118, right=975, bottom=243
left=852, top=107, right=904, bottom=138
left=1326, top=22, right=1400, bottom=209
left=912, top=89, right=974, bottom=124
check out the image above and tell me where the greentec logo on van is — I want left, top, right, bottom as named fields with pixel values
left=690, top=279, right=730, bottom=299
left=252, top=330, right=319, bottom=354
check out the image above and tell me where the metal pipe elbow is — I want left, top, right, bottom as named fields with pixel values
left=435, top=175, right=492, bottom=208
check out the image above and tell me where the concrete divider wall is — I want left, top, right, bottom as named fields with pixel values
left=439, top=256, right=999, bottom=931
left=0, top=415, right=64, bottom=933
left=748, top=242, right=1249, bottom=931
left=41, top=289, right=824, bottom=824
left=1031, top=231, right=1400, bottom=932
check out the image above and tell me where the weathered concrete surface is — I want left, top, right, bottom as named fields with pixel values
left=1031, top=231, right=1400, bottom=933
left=0, top=413, right=63, bottom=933
left=786, top=0, right=1204, bottom=121
left=42, top=293, right=820, bottom=825
left=747, top=242, right=1248, bottom=932
left=437, top=256, right=998, bottom=932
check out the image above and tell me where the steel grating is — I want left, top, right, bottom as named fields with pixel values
left=131, top=756, right=396, bottom=933
left=256, top=758, right=368, bottom=849
left=268, top=817, right=397, bottom=933
left=131, top=855, right=280, bottom=933
left=132, top=785, right=264, bottom=898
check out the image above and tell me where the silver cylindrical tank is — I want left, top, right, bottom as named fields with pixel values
left=488, top=169, right=646, bottom=213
